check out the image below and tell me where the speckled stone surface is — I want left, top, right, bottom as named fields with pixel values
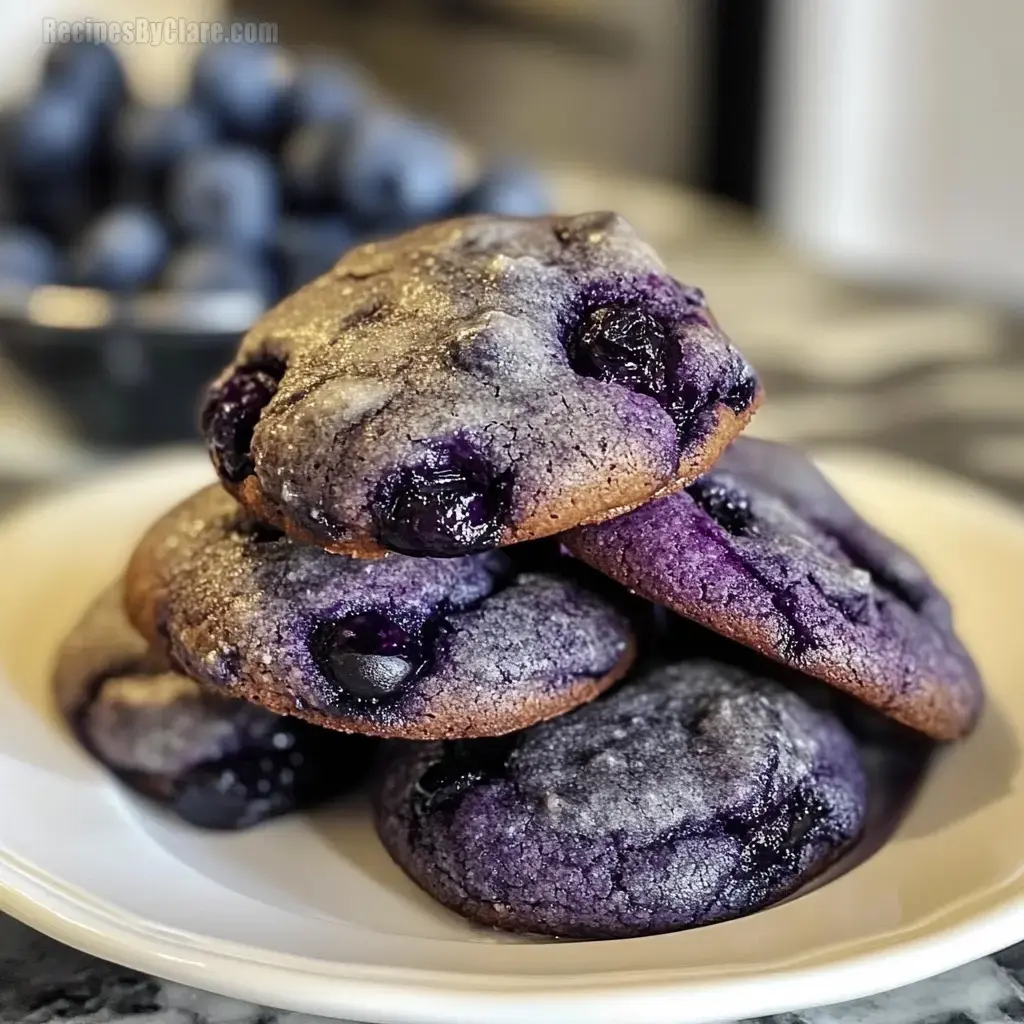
left=54, top=585, right=373, bottom=830
left=125, top=485, right=634, bottom=739
left=566, top=437, right=983, bottom=740
left=202, top=211, right=760, bottom=557
left=374, top=658, right=866, bottom=938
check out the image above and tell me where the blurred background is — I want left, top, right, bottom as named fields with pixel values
left=0, top=0, right=1021, bottom=511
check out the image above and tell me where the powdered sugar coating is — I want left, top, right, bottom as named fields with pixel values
left=374, top=658, right=866, bottom=938
left=566, top=437, right=983, bottom=740
left=125, top=486, right=634, bottom=739
left=54, top=585, right=372, bottom=829
left=203, top=211, right=760, bottom=556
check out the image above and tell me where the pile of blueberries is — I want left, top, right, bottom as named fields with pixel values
left=0, top=38, right=548, bottom=304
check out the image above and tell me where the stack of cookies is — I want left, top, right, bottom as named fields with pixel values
left=54, top=212, right=982, bottom=939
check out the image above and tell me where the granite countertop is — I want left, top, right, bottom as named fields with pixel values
left=0, top=172, right=1022, bottom=1023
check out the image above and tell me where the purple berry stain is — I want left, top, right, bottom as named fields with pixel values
left=372, top=439, right=511, bottom=557
left=202, top=356, right=285, bottom=483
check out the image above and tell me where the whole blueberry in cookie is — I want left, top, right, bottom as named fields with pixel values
left=201, top=213, right=761, bottom=557
left=374, top=658, right=867, bottom=938
left=54, top=586, right=372, bottom=830
left=566, top=437, right=983, bottom=740
left=124, top=486, right=634, bottom=739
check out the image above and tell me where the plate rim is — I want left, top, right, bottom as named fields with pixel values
left=2, top=445, right=1024, bottom=1024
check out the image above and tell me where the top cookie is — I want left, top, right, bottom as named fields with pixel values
left=565, top=438, right=983, bottom=741
left=201, top=212, right=761, bottom=557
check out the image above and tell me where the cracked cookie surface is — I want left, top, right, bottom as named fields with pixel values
left=373, top=658, right=866, bottom=938
left=125, top=485, right=634, bottom=739
left=565, top=438, right=982, bottom=740
left=54, top=585, right=372, bottom=829
left=201, top=211, right=760, bottom=557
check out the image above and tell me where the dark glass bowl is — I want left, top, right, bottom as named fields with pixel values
left=0, top=284, right=261, bottom=448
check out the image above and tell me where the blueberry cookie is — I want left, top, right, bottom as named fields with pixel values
left=566, top=438, right=983, bottom=740
left=374, top=658, right=867, bottom=938
left=54, top=585, right=372, bottom=829
left=201, top=212, right=761, bottom=557
left=125, top=486, right=634, bottom=739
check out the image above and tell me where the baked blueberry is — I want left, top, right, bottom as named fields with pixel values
left=162, top=243, right=275, bottom=304
left=201, top=356, right=286, bottom=483
left=566, top=437, right=983, bottom=740
left=169, top=145, right=279, bottom=248
left=374, top=658, right=867, bottom=938
left=190, top=41, right=292, bottom=143
left=54, top=585, right=372, bottom=830
left=338, top=113, right=463, bottom=225
left=0, top=226, right=60, bottom=287
left=124, top=485, right=634, bottom=739
left=275, top=216, right=354, bottom=292
left=43, top=40, right=126, bottom=121
left=114, top=103, right=215, bottom=202
left=202, top=212, right=760, bottom=557
left=457, top=163, right=549, bottom=217
left=69, top=206, right=168, bottom=291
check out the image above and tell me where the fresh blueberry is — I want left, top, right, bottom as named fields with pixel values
left=6, top=89, right=96, bottom=178
left=43, top=40, right=126, bottom=121
left=339, top=113, right=462, bottom=225
left=372, top=439, right=512, bottom=556
left=280, top=121, right=347, bottom=211
left=311, top=610, right=431, bottom=700
left=169, top=146, right=279, bottom=248
left=190, top=41, right=292, bottom=143
left=458, top=163, right=549, bottom=217
left=0, top=225, right=60, bottom=287
left=686, top=478, right=758, bottom=537
left=275, top=216, right=354, bottom=292
left=114, top=103, right=215, bottom=202
left=162, top=243, right=275, bottom=304
left=285, top=58, right=365, bottom=128
left=69, top=206, right=168, bottom=291
left=567, top=304, right=669, bottom=400
left=202, top=356, right=286, bottom=482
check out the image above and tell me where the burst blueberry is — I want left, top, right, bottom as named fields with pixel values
left=567, top=304, right=668, bottom=399
left=372, top=441, right=511, bottom=557
left=202, top=357, right=286, bottom=483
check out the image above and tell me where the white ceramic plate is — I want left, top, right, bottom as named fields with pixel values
left=0, top=449, right=1023, bottom=1024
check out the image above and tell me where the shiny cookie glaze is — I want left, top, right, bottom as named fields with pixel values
left=201, top=212, right=761, bottom=557
left=54, top=585, right=372, bottom=830
left=566, top=438, right=983, bottom=740
left=374, top=658, right=866, bottom=938
left=124, top=485, right=634, bottom=739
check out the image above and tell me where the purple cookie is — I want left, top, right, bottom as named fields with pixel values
left=566, top=437, right=983, bottom=740
left=201, top=212, right=761, bottom=558
left=125, top=486, right=634, bottom=739
left=374, top=658, right=867, bottom=938
left=54, top=585, right=372, bottom=830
